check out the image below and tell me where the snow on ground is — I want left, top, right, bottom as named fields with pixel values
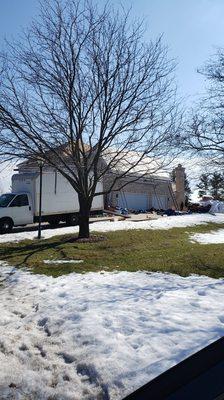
left=191, top=228, right=224, bottom=244
left=0, top=265, right=224, bottom=399
left=1, top=213, right=224, bottom=243
left=43, top=259, right=84, bottom=264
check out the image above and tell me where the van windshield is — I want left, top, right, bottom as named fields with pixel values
left=0, top=194, right=15, bottom=207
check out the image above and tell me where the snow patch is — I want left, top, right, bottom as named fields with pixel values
left=191, top=228, right=224, bottom=244
left=43, top=259, right=84, bottom=265
left=0, top=265, right=224, bottom=399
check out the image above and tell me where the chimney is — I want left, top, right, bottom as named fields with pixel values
left=174, top=164, right=185, bottom=210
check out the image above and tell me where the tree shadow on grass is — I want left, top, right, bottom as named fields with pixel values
left=0, top=236, right=80, bottom=267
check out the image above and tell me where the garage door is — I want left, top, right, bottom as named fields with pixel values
left=151, top=195, right=168, bottom=210
left=118, top=192, right=148, bottom=210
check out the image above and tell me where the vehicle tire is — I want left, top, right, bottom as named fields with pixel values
left=65, top=214, right=78, bottom=226
left=0, top=218, right=13, bottom=234
left=48, top=218, right=61, bottom=228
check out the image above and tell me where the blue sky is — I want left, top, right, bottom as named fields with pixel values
left=0, top=0, right=224, bottom=105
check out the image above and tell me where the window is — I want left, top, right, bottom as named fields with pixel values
left=0, top=193, right=15, bottom=207
left=9, top=194, right=29, bottom=207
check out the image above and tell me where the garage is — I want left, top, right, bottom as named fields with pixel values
left=151, top=195, right=168, bottom=210
left=118, top=192, right=148, bottom=211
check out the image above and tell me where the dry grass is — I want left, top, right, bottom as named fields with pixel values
left=0, top=222, right=223, bottom=278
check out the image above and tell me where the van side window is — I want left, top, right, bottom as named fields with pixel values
left=10, top=194, right=29, bottom=207
left=19, top=195, right=29, bottom=206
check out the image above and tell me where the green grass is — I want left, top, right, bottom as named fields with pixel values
left=0, top=222, right=224, bottom=278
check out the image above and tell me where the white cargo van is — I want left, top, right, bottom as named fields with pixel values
left=0, top=171, right=103, bottom=233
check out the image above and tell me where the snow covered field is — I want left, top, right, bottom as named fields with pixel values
left=1, top=213, right=224, bottom=243
left=0, top=265, right=224, bottom=399
left=191, top=228, right=224, bottom=244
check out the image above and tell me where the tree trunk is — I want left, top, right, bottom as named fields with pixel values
left=78, top=194, right=91, bottom=239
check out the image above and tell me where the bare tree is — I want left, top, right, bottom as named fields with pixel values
left=186, top=50, right=224, bottom=167
left=0, top=0, right=180, bottom=238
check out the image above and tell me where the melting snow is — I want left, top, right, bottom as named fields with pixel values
left=1, top=213, right=224, bottom=243
left=43, top=259, right=84, bottom=264
left=191, top=228, right=224, bottom=244
left=0, top=265, right=224, bottom=399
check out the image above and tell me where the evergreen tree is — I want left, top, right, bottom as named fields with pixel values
left=210, top=172, right=224, bottom=200
left=197, top=172, right=224, bottom=200
left=171, top=169, right=176, bottom=183
left=184, top=173, right=191, bottom=206
left=197, top=174, right=210, bottom=197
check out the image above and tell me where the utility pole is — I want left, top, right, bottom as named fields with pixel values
left=37, top=160, right=44, bottom=239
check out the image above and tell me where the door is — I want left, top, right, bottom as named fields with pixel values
left=118, top=192, right=148, bottom=210
left=9, top=194, right=33, bottom=225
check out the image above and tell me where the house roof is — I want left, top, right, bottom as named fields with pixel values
left=18, top=143, right=170, bottom=180
left=17, top=141, right=91, bottom=170
left=102, top=149, right=170, bottom=180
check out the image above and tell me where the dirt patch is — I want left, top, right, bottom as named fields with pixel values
left=72, top=235, right=107, bottom=243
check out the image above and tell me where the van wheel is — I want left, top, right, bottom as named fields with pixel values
left=0, top=218, right=13, bottom=234
left=48, top=218, right=60, bottom=228
left=66, top=214, right=78, bottom=226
